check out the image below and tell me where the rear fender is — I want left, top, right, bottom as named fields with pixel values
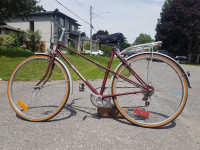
left=113, top=52, right=191, bottom=88
left=153, top=52, right=191, bottom=88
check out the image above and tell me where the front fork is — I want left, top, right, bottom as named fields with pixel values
left=35, top=53, right=56, bottom=88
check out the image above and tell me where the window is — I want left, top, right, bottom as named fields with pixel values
left=71, top=25, right=75, bottom=31
left=30, top=21, right=34, bottom=31
left=59, top=17, right=65, bottom=27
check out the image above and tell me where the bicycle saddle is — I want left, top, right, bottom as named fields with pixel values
left=97, top=33, right=124, bottom=46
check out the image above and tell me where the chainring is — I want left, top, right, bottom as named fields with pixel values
left=90, top=87, right=113, bottom=108
left=90, top=94, right=111, bottom=108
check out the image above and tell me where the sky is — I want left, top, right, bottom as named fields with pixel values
left=39, top=0, right=166, bottom=44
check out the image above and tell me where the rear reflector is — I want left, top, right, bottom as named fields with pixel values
left=134, top=108, right=149, bottom=118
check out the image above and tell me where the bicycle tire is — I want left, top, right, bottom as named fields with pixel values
left=111, top=53, right=188, bottom=127
left=8, top=55, right=70, bottom=121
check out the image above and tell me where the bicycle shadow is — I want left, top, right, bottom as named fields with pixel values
left=112, top=110, right=177, bottom=129
left=16, top=97, right=101, bottom=122
left=52, top=100, right=177, bottom=129
left=112, top=117, right=176, bottom=129
left=46, top=98, right=101, bottom=122
left=16, top=98, right=177, bottom=129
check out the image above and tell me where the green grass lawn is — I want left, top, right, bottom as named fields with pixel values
left=62, top=54, right=120, bottom=80
left=0, top=49, right=121, bottom=81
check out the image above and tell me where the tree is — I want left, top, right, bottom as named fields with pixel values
left=91, top=30, right=110, bottom=54
left=0, top=0, right=44, bottom=23
left=133, top=33, right=154, bottom=45
left=100, top=44, right=112, bottom=56
left=92, top=30, right=109, bottom=40
left=155, top=0, right=200, bottom=63
left=158, top=0, right=173, bottom=24
left=120, top=37, right=131, bottom=51
left=81, top=32, right=86, bottom=37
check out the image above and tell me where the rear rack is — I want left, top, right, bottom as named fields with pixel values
left=119, top=41, right=162, bottom=54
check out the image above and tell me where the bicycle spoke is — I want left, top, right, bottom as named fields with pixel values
left=112, top=53, right=187, bottom=127
left=8, top=55, right=70, bottom=121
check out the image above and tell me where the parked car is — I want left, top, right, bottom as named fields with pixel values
left=123, top=51, right=137, bottom=58
left=119, top=51, right=138, bottom=58
left=146, top=50, right=173, bottom=62
left=156, top=50, right=173, bottom=58
left=91, top=50, right=104, bottom=56
left=175, top=56, right=188, bottom=63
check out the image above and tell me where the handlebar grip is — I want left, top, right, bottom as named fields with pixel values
left=52, top=9, right=59, bottom=18
left=51, top=9, right=68, bottom=32
left=51, top=9, right=59, bottom=24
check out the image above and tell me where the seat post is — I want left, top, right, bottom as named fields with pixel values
left=112, top=44, right=120, bottom=53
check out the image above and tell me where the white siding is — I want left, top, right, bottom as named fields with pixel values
left=7, top=16, right=52, bottom=50
left=7, top=22, right=29, bottom=31
left=6, top=13, right=80, bottom=52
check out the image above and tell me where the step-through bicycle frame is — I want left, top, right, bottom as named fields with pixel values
left=37, top=41, right=153, bottom=99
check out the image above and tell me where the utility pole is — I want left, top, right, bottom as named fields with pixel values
left=89, top=6, right=109, bottom=55
left=90, top=5, right=93, bottom=55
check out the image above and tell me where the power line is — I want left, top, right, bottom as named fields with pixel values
left=55, top=0, right=91, bottom=26
left=55, top=0, right=149, bottom=38
left=97, top=15, right=143, bottom=33
left=93, top=20, right=100, bottom=31
left=74, top=0, right=90, bottom=13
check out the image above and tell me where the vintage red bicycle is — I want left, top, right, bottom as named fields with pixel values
left=8, top=10, right=190, bottom=127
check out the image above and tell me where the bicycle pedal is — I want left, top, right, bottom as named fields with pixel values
left=134, top=108, right=149, bottom=118
left=79, top=83, right=84, bottom=91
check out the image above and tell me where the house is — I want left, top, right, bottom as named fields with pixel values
left=0, top=23, right=20, bottom=34
left=80, top=36, right=100, bottom=53
left=6, top=10, right=81, bottom=52
left=80, top=36, right=90, bottom=52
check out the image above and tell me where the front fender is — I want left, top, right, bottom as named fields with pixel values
left=35, top=53, right=73, bottom=95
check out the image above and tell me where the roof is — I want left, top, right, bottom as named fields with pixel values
left=81, top=36, right=90, bottom=41
left=31, top=10, right=81, bottom=26
left=0, top=23, right=20, bottom=32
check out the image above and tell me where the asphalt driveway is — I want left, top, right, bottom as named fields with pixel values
left=0, top=64, right=199, bottom=150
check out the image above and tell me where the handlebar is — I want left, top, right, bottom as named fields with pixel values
left=51, top=9, right=62, bottom=29
left=52, top=9, right=59, bottom=19
left=51, top=9, right=71, bottom=42
left=51, top=9, right=70, bottom=31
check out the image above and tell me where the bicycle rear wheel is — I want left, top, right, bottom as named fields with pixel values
left=8, top=55, right=70, bottom=121
left=112, top=53, right=188, bottom=127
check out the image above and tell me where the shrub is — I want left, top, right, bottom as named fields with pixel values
left=18, top=30, right=27, bottom=45
left=84, top=42, right=90, bottom=50
left=25, top=30, right=41, bottom=52
left=8, top=33, right=19, bottom=46
left=0, top=33, right=19, bottom=48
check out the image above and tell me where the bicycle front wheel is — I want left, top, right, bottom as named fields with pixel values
left=112, top=53, right=188, bottom=127
left=8, top=55, right=70, bottom=121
